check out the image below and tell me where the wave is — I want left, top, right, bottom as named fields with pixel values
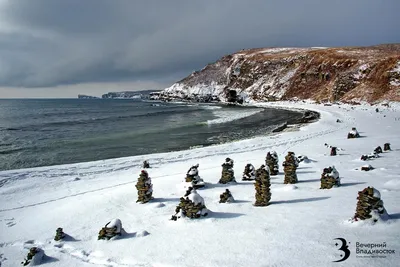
left=205, top=108, right=264, bottom=125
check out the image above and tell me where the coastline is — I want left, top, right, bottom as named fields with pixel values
left=0, top=101, right=319, bottom=174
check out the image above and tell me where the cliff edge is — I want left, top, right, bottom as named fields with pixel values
left=162, top=44, right=400, bottom=103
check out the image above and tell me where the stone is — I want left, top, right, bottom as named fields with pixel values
left=360, top=151, right=379, bottom=161
left=142, top=160, right=150, bottom=168
left=384, top=143, right=391, bottom=151
left=171, top=187, right=208, bottom=221
left=347, top=127, right=360, bottom=139
left=265, top=151, right=279, bottom=175
left=219, top=189, right=234, bottom=203
left=54, top=227, right=65, bottom=241
left=320, top=166, right=340, bottom=189
left=254, top=165, right=271, bottom=206
left=21, top=247, right=44, bottom=266
left=282, top=152, right=298, bottom=184
left=374, top=146, right=383, bottom=154
left=352, top=187, right=388, bottom=223
left=185, top=164, right=205, bottom=188
left=218, top=158, right=236, bottom=184
left=135, top=170, right=153, bottom=204
left=361, top=164, right=374, bottom=171
left=242, top=163, right=255, bottom=181
left=330, top=147, right=337, bottom=156
left=98, top=219, right=124, bottom=240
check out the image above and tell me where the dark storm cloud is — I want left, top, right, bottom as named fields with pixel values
left=0, top=0, right=399, bottom=88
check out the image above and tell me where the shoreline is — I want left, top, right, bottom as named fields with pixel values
left=0, top=101, right=320, bottom=174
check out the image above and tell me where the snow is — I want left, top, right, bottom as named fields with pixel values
left=187, top=190, right=205, bottom=206
left=1, top=101, right=400, bottom=266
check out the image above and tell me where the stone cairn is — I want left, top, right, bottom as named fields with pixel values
left=98, top=219, right=123, bottom=240
left=352, top=187, right=388, bottom=223
left=347, top=127, right=360, bottom=139
left=320, top=166, right=340, bottom=189
left=219, top=189, right=234, bottom=203
left=135, top=170, right=153, bottom=203
left=219, top=158, right=236, bottom=184
left=171, top=187, right=208, bottom=221
left=142, top=160, right=150, bottom=168
left=384, top=143, right=391, bottom=151
left=242, top=163, right=255, bottom=181
left=265, top=151, right=279, bottom=175
left=282, top=152, right=298, bottom=184
left=254, top=165, right=272, bottom=206
left=21, top=247, right=44, bottom=266
left=54, top=227, right=65, bottom=241
left=185, top=164, right=205, bottom=189
left=374, top=146, right=383, bottom=154
left=330, top=147, right=337, bottom=156
left=360, top=151, right=379, bottom=161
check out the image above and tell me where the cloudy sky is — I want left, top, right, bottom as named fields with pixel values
left=0, top=0, right=399, bottom=98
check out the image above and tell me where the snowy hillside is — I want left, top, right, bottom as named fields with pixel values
left=0, top=101, right=400, bottom=266
left=161, top=44, right=400, bottom=103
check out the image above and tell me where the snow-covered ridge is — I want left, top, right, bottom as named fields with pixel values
left=161, top=44, right=400, bottom=103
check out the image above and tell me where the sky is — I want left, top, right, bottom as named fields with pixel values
left=0, top=0, right=399, bottom=98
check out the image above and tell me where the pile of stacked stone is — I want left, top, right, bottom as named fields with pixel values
left=374, top=146, right=383, bottom=154
left=282, top=152, right=299, bottom=184
left=98, top=219, right=124, bottom=240
left=219, top=189, right=234, bottom=203
left=219, top=158, right=236, bottom=184
left=320, top=166, right=340, bottom=189
left=254, top=165, right=272, bottom=206
left=352, top=187, right=388, bottom=223
left=242, top=163, right=255, bottom=181
left=347, top=127, right=360, bottom=139
left=384, top=143, right=391, bottom=151
left=265, top=151, right=279, bottom=175
left=324, top=143, right=344, bottom=156
left=54, top=227, right=65, bottom=241
left=360, top=151, right=379, bottom=161
left=142, top=160, right=150, bottom=168
left=135, top=170, right=153, bottom=203
left=185, top=164, right=205, bottom=188
left=21, top=247, right=44, bottom=266
left=361, top=164, right=374, bottom=171
left=171, top=187, right=208, bottom=221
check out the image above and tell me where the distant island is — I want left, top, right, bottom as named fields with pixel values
left=78, top=90, right=160, bottom=99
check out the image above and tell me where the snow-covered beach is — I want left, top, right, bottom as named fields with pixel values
left=1, top=101, right=399, bottom=267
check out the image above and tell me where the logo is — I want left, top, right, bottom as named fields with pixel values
left=333, top=238, right=351, bottom=262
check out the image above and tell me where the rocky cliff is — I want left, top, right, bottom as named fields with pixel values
left=162, top=44, right=400, bottom=103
